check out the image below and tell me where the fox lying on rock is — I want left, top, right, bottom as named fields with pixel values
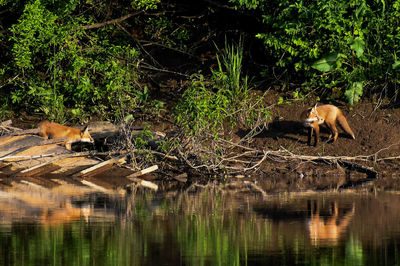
left=38, top=121, right=94, bottom=150
left=300, top=104, right=355, bottom=146
left=3, top=121, right=95, bottom=151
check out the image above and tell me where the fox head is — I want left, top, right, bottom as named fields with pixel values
left=302, top=104, right=324, bottom=127
left=80, top=126, right=94, bottom=143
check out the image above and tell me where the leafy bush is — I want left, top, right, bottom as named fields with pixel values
left=176, top=40, right=270, bottom=137
left=3, top=0, right=156, bottom=122
left=230, top=0, right=400, bottom=104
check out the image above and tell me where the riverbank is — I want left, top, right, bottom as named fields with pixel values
left=3, top=91, right=400, bottom=194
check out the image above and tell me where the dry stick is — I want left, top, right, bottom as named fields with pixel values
left=0, top=152, right=66, bottom=161
left=0, top=74, right=19, bottom=89
left=126, top=165, right=158, bottom=178
left=338, top=160, right=378, bottom=178
left=0, top=150, right=127, bottom=162
left=8, top=153, right=73, bottom=178
left=181, top=136, right=400, bottom=173
left=212, top=135, right=259, bottom=152
left=115, top=23, right=162, bottom=68
left=17, top=160, right=59, bottom=176
left=73, top=154, right=127, bottom=177
left=377, top=155, right=400, bottom=161
left=242, top=151, right=269, bottom=171
left=125, top=165, right=159, bottom=191
left=0, top=128, right=40, bottom=139
left=139, top=63, right=190, bottom=78
left=80, top=12, right=141, bottom=30
left=0, top=120, right=13, bottom=131
left=221, top=151, right=269, bottom=172
left=271, top=147, right=371, bottom=162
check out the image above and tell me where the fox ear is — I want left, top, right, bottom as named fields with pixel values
left=82, top=125, right=89, bottom=133
left=311, top=103, right=318, bottom=111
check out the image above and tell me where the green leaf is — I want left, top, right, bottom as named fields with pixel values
left=344, top=82, right=363, bottom=105
left=349, top=37, right=365, bottom=58
left=392, top=61, right=400, bottom=70
left=355, top=3, right=366, bottom=19
left=311, top=53, right=339, bottom=72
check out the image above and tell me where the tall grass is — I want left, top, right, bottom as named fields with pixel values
left=214, top=38, right=248, bottom=99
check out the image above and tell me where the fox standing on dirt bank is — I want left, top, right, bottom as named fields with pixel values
left=300, top=104, right=355, bottom=146
left=39, top=121, right=94, bottom=150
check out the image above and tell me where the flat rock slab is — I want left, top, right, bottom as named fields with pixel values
left=0, top=123, right=155, bottom=196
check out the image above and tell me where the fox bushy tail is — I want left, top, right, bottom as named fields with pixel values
left=337, top=113, right=355, bottom=139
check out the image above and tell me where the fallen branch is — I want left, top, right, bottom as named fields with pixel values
left=1, top=150, right=131, bottom=163
left=126, top=165, right=158, bottom=178
left=338, top=160, right=378, bottom=178
left=80, top=12, right=141, bottom=30
left=0, top=128, right=39, bottom=139
left=0, top=152, right=67, bottom=161
left=73, top=154, right=127, bottom=177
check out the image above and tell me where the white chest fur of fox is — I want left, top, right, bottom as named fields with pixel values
left=38, top=121, right=94, bottom=150
left=300, top=104, right=355, bottom=146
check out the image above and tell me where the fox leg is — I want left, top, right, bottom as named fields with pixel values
left=326, top=122, right=339, bottom=142
left=62, top=140, right=72, bottom=150
left=324, top=122, right=334, bottom=142
left=307, top=127, right=314, bottom=146
left=313, top=124, right=320, bottom=146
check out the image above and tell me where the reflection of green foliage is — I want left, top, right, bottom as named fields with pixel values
left=0, top=192, right=378, bottom=265
left=345, top=236, right=364, bottom=265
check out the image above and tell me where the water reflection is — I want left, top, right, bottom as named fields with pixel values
left=307, top=200, right=355, bottom=246
left=0, top=185, right=399, bottom=265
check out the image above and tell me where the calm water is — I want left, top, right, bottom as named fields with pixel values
left=0, top=186, right=400, bottom=266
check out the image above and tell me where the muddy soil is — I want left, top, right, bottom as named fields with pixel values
left=242, top=91, right=400, bottom=192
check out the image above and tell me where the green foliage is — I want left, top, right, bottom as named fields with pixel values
left=311, top=53, right=343, bottom=73
left=176, top=41, right=270, bottom=137
left=145, top=16, right=190, bottom=49
left=231, top=0, right=400, bottom=105
left=176, top=75, right=223, bottom=135
left=133, top=128, right=154, bottom=149
left=345, top=81, right=363, bottom=105
left=2, top=0, right=158, bottom=122
left=214, top=39, right=247, bottom=99
left=131, top=0, right=160, bottom=10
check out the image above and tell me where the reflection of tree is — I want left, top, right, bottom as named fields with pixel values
left=307, top=200, right=355, bottom=246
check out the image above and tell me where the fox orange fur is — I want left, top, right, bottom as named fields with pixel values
left=300, top=104, right=355, bottom=146
left=38, top=121, right=94, bottom=150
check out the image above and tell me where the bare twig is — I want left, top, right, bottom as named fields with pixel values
left=80, top=12, right=141, bottom=30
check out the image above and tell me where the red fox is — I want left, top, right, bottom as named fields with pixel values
left=300, top=104, right=355, bottom=146
left=39, top=121, right=94, bottom=150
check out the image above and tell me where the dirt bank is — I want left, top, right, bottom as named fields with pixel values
left=7, top=91, right=400, bottom=194
left=243, top=92, right=400, bottom=193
